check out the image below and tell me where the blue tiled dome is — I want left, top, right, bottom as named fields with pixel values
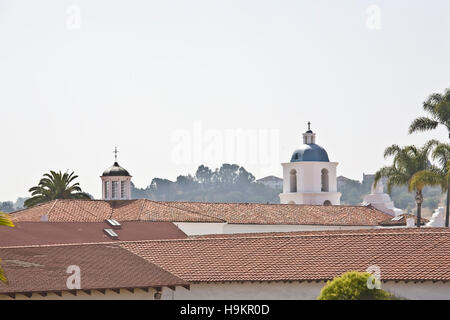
left=291, top=144, right=330, bottom=162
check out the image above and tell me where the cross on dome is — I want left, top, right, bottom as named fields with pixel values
left=306, top=121, right=313, bottom=134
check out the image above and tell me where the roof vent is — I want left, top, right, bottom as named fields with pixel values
left=103, top=228, right=119, bottom=240
left=105, top=219, right=121, bottom=229
left=40, top=214, right=48, bottom=222
left=406, top=218, right=415, bottom=228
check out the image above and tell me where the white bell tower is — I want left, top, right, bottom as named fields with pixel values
left=101, top=148, right=132, bottom=200
left=279, top=123, right=341, bottom=205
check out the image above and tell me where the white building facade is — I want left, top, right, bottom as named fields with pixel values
left=279, top=124, right=341, bottom=205
left=362, top=180, right=403, bottom=216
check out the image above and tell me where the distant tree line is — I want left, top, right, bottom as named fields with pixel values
left=0, top=198, right=26, bottom=213
left=131, top=164, right=281, bottom=203
left=337, top=176, right=441, bottom=212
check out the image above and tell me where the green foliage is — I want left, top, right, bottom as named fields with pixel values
left=131, top=164, right=281, bottom=203
left=0, top=211, right=14, bottom=227
left=374, top=141, right=438, bottom=194
left=317, top=271, right=397, bottom=300
left=0, top=211, right=14, bottom=284
left=409, top=88, right=450, bottom=135
left=338, top=179, right=364, bottom=205
left=24, top=170, right=91, bottom=208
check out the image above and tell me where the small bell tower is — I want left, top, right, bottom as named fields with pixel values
left=101, top=147, right=132, bottom=200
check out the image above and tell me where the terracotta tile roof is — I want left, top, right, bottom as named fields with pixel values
left=379, top=214, right=429, bottom=227
left=121, top=228, right=450, bottom=282
left=0, top=221, right=187, bottom=248
left=0, top=243, right=188, bottom=295
left=10, top=199, right=391, bottom=226
left=10, top=199, right=221, bottom=223
left=159, top=201, right=392, bottom=226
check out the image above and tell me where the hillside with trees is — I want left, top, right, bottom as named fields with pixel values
left=131, top=164, right=281, bottom=203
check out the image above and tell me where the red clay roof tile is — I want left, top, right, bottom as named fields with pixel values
left=10, top=200, right=392, bottom=226
left=120, top=228, right=450, bottom=282
left=0, top=243, right=188, bottom=294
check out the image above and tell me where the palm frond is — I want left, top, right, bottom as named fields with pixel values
left=409, top=170, right=443, bottom=192
left=432, top=143, right=450, bottom=169
left=0, top=259, right=7, bottom=284
left=0, top=212, right=14, bottom=227
left=383, top=145, right=401, bottom=159
left=25, top=170, right=89, bottom=207
left=408, top=117, right=439, bottom=134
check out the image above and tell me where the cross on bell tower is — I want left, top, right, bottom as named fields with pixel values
left=113, top=147, right=119, bottom=162
left=303, top=122, right=316, bottom=144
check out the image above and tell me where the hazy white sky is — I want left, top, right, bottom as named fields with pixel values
left=1, top=0, right=449, bottom=201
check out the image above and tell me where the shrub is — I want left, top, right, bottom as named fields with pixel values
left=317, top=271, right=397, bottom=300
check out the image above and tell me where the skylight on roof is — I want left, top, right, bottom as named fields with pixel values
left=105, top=219, right=121, bottom=229
left=104, top=228, right=119, bottom=240
left=391, top=216, right=404, bottom=221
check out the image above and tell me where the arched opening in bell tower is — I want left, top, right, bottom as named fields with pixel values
left=321, top=168, right=329, bottom=192
left=289, top=169, right=297, bottom=193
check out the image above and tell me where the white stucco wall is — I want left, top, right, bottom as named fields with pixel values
left=223, top=224, right=378, bottom=234
left=280, top=161, right=341, bottom=205
left=383, top=282, right=450, bottom=300
left=172, top=282, right=324, bottom=300
left=3, top=281, right=450, bottom=300
left=173, top=222, right=226, bottom=235
left=172, top=281, right=450, bottom=300
left=173, top=222, right=379, bottom=235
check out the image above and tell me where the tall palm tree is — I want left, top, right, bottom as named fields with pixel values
left=0, top=212, right=14, bottom=283
left=374, top=141, right=439, bottom=228
left=409, top=88, right=450, bottom=138
left=24, top=171, right=91, bottom=208
left=429, top=143, right=450, bottom=227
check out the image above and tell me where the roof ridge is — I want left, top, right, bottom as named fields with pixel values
left=47, top=199, right=59, bottom=217
left=2, top=228, right=449, bottom=250
left=157, top=200, right=383, bottom=209
left=120, top=228, right=450, bottom=244
left=9, top=200, right=57, bottom=216
left=152, top=200, right=226, bottom=223
left=137, top=199, right=147, bottom=221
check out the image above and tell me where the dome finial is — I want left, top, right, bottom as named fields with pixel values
left=308, top=121, right=311, bottom=131
left=113, top=147, right=119, bottom=162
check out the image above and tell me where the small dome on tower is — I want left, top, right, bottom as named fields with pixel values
left=101, top=162, right=131, bottom=177
left=291, top=145, right=329, bottom=162
left=290, top=122, right=330, bottom=162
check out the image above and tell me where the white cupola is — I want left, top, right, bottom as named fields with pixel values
left=101, top=148, right=132, bottom=200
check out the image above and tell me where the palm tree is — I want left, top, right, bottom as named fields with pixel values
left=409, top=88, right=450, bottom=138
left=24, top=171, right=91, bottom=208
left=0, top=212, right=14, bottom=283
left=374, top=141, right=439, bottom=228
left=429, top=143, right=450, bottom=227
